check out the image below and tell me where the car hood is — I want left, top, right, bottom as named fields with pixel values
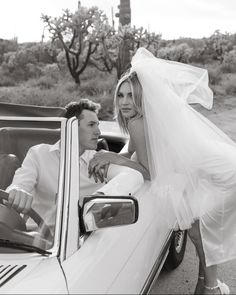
left=0, top=254, right=67, bottom=294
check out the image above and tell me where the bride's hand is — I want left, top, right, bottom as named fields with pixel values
left=88, top=151, right=121, bottom=183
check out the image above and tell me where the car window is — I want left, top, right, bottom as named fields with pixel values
left=0, top=119, right=62, bottom=254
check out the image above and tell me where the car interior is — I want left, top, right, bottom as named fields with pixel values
left=0, top=127, right=60, bottom=190
left=0, top=124, right=126, bottom=190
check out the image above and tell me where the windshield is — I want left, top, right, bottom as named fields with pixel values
left=0, top=119, right=63, bottom=254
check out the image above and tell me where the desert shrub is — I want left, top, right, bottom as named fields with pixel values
left=29, top=43, right=58, bottom=64
left=0, top=84, right=72, bottom=106
left=2, top=50, right=39, bottom=81
left=25, top=63, right=42, bottom=78
left=97, top=96, right=114, bottom=120
left=221, top=48, right=236, bottom=73
left=44, top=63, right=61, bottom=78
left=56, top=51, right=68, bottom=74
left=81, top=64, right=105, bottom=81
left=79, top=66, right=116, bottom=96
left=28, top=63, right=62, bottom=89
left=0, top=76, right=16, bottom=87
left=210, top=84, right=226, bottom=96
left=0, top=67, right=16, bottom=86
left=157, top=43, right=193, bottom=63
left=224, top=78, right=236, bottom=94
left=33, top=76, right=55, bottom=89
left=79, top=82, right=99, bottom=96
left=63, top=81, right=79, bottom=93
left=208, top=66, right=222, bottom=85
left=80, top=76, right=116, bottom=96
left=205, top=30, right=232, bottom=64
left=0, top=39, right=18, bottom=64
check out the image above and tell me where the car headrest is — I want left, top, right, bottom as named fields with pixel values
left=0, top=127, right=60, bottom=164
left=97, top=138, right=109, bottom=151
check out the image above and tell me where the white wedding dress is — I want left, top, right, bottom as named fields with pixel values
left=130, top=48, right=236, bottom=267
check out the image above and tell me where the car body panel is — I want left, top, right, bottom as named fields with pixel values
left=0, top=106, right=185, bottom=294
left=62, top=183, right=171, bottom=294
left=0, top=254, right=67, bottom=294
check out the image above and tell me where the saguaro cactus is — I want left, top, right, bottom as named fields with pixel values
left=115, top=0, right=132, bottom=78
left=116, top=0, right=131, bottom=26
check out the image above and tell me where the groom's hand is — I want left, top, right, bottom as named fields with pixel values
left=7, top=188, right=33, bottom=214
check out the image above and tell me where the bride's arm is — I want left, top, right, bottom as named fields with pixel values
left=88, top=118, right=150, bottom=180
left=89, top=150, right=150, bottom=180
left=128, top=117, right=150, bottom=179
left=119, top=137, right=135, bottom=158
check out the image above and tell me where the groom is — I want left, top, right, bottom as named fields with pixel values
left=6, top=99, right=144, bottom=216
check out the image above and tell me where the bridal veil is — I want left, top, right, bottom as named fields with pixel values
left=130, top=48, right=236, bottom=266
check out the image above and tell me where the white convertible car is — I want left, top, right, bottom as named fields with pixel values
left=0, top=103, right=187, bottom=294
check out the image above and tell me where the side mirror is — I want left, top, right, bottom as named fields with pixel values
left=80, top=196, right=139, bottom=232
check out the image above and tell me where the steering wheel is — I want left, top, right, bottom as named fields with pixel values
left=0, top=189, right=53, bottom=240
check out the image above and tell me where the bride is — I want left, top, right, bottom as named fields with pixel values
left=88, top=47, right=236, bottom=294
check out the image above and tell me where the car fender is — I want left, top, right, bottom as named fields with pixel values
left=62, top=182, right=172, bottom=294
left=0, top=254, right=67, bottom=294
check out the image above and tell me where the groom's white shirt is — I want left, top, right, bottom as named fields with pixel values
left=7, top=142, right=144, bottom=219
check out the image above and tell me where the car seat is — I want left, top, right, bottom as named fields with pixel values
left=97, top=138, right=109, bottom=151
left=0, top=127, right=60, bottom=190
left=0, top=154, right=20, bottom=190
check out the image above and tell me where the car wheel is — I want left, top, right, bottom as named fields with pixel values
left=164, top=229, right=187, bottom=271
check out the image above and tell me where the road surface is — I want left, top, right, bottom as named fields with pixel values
left=150, top=237, right=236, bottom=294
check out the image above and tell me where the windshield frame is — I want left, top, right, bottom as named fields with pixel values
left=0, top=116, right=67, bottom=256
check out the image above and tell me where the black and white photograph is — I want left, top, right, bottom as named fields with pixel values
left=0, top=1, right=236, bottom=294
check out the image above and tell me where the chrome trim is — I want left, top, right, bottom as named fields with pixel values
left=83, top=197, right=137, bottom=231
left=140, top=230, right=174, bottom=295
left=0, top=264, right=27, bottom=287
left=0, top=116, right=65, bottom=122
left=175, top=230, right=186, bottom=254
left=49, top=119, right=67, bottom=256
left=59, top=117, right=77, bottom=261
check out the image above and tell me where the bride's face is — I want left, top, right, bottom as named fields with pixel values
left=117, top=82, right=137, bottom=119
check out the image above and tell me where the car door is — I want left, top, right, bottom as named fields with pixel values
left=61, top=118, right=172, bottom=294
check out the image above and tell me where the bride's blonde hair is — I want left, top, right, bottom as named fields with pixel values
left=114, top=70, right=143, bottom=133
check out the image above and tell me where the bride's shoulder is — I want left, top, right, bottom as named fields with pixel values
left=128, top=116, right=144, bottom=134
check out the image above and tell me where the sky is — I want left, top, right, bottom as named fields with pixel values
left=0, top=0, right=236, bottom=43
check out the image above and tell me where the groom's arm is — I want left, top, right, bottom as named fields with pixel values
left=94, top=164, right=144, bottom=196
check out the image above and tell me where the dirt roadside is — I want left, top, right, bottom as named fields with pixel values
left=193, top=95, right=236, bottom=141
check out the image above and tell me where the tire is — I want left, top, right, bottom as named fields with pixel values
left=164, top=229, right=187, bottom=271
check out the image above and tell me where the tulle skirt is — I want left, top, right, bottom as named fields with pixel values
left=197, top=141, right=236, bottom=266
left=153, top=141, right=236, bottom=267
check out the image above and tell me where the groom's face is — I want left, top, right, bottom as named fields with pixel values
left=79, top=109, right=101, bottom=155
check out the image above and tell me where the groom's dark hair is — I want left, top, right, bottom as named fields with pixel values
left=65, top=99, right=101, bottom=120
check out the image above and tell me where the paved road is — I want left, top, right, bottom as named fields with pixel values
left=150, top=237, right=236, bottom=294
